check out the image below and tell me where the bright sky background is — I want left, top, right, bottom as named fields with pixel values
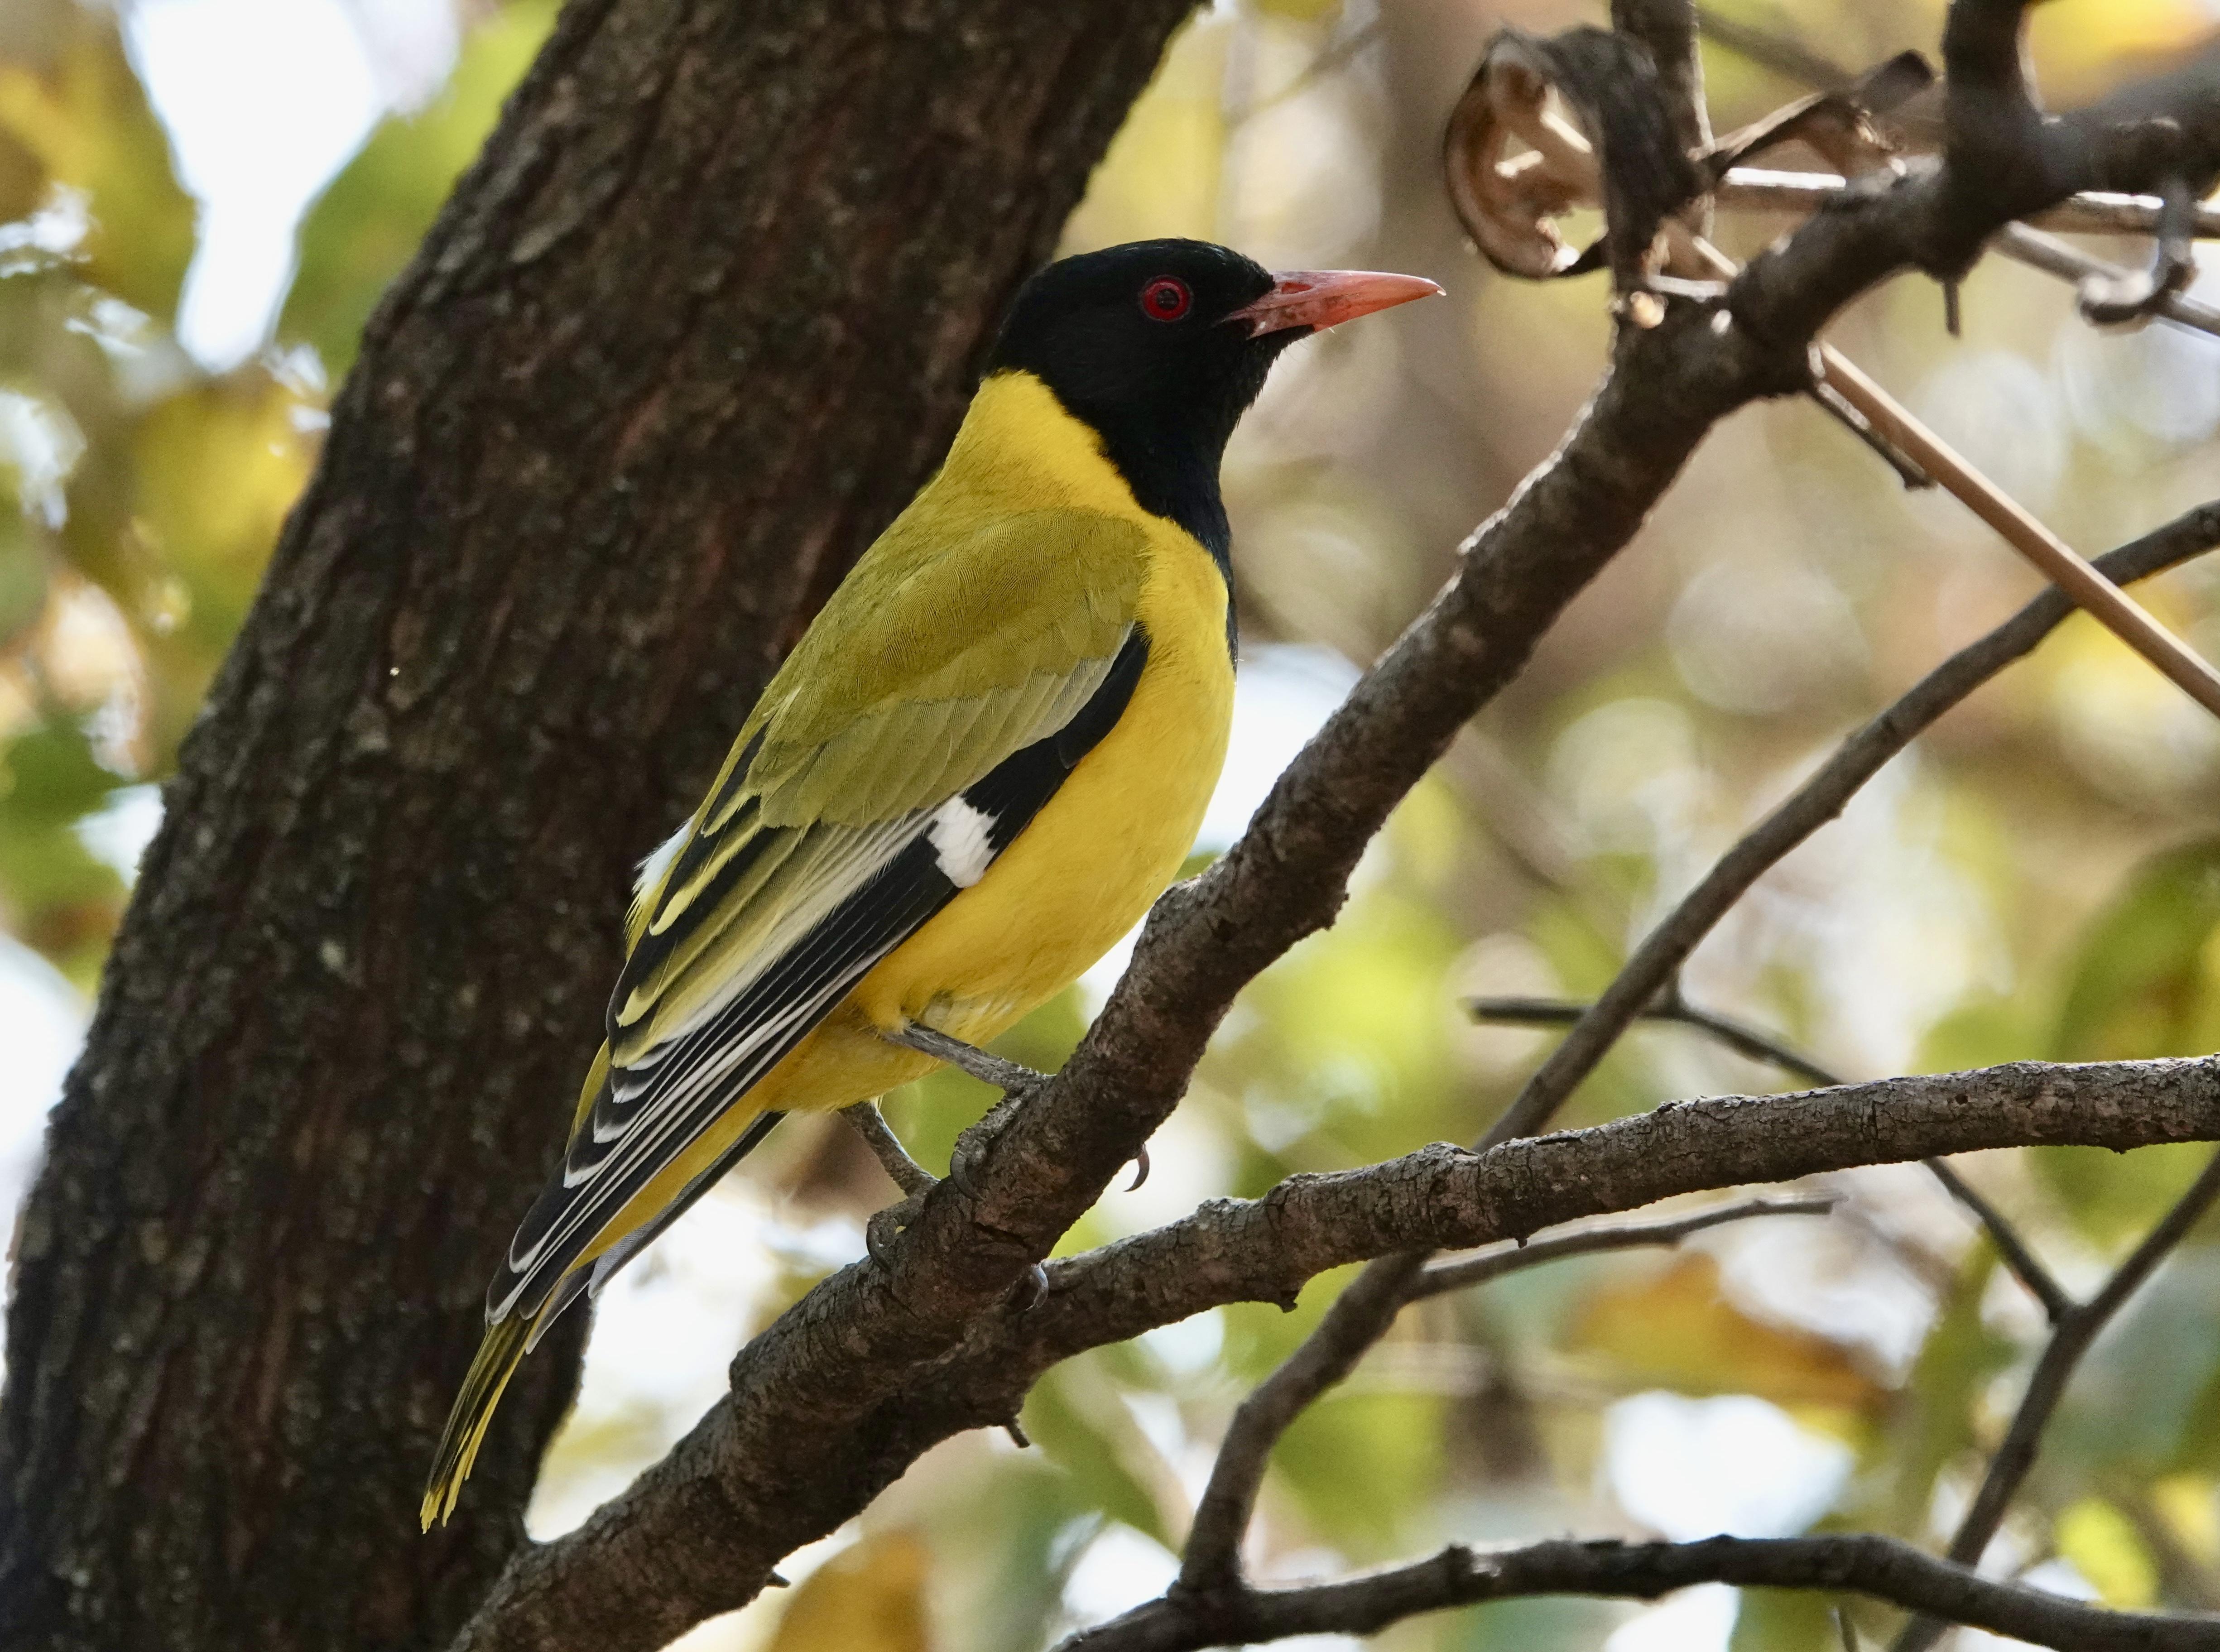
left=0, top=7, right=1902, bottom=1645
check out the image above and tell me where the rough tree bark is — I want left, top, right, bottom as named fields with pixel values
left=0, top=2, right=1190, bottom=1647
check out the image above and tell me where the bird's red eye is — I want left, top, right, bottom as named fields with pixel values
left=1140, top=276, right=1192, bottom=322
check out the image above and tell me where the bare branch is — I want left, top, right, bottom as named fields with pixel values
left=1999, top=223, right=2220, bottom=341
left=1896, top=1148, right=2220, bottom=1652
left=1473, top=994, right=2075, bottom=1318
left=1177, top=1253, right=1426, bottom=1591
left=1408, top=1194, right=1834, bottom=1301
left=975, top=1059, right=2220, bottom=1439
left=1062, top=1534, right=2220, bottom=1652
left=1920, top=1156, right=2072, bottom=1325
left=1613, top=0, right=1712, bottom=152
left=1481, top=500, right=2220, bottom=1150
left=1186, top=460, right=2220, bottom=1642
left=1715, top=168, right=2220, bottom=240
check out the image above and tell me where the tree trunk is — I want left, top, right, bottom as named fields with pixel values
left=0, top=1, right=1187, bottom=1645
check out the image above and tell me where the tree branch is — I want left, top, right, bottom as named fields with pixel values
left=1161, top=13, right=2220, bottom=1634
left=1178, top=1184, right=1833, bottom=1587
left=1407, top=1194, right=1834, bottom=1301
left=1472, top=994, right=2076, bottom=1321
left=1484, top=1000, right=2220, bottom=1650
left=1613, top=0, right=1711, bottom=154
left=990, top=1059, right=2220, bottom=1395
left=1061, top=1534, right=2220, bottom=1652
left=1895, top=1147, right=2220, bottom=1652
left=1482, top=500, right=2220, bottom=1149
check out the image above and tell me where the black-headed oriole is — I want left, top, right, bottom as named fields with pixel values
left=422, top=238, right=1438, bottom=1527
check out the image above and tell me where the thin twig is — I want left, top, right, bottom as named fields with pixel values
left=1996, top=222, right=2220, bottom=341
left=1480, top=502, right=2220, bottom=1151
left=1693, top=234, right=2220, bottom=723
left=1065, top=1532, right=2220, bottom=1652
left=1179, top=1193, right=1835, bottom=1588
left=1410, top=1195, right=1833, bottom=1301
left=1177, top=1252, right=1427, bottom=1590
left=1715, top=166, right=2220, bottom=240
left=1895, top=1147, right=2220, bottom=1652
left=1714, top=169, right=2220, bottom=340
left=1920, top=1157, right=2071, bottom=1325
left=840, top=1101, right=939, bottom=1197
left=1472, top=994, right=2075, bottom=1319
left=1471, top=991, right=1838, bottom=1086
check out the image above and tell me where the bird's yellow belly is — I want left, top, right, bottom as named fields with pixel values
left=775, top=640, right=1231, bottom=1105
left=764, top=569, right=1233, bottom=1112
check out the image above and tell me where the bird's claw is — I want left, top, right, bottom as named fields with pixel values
left=946, top=1090, right=1027, bottom=1196
left=865, top=1186, right=932, bottom=1267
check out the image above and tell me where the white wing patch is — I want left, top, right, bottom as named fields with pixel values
left=629, top=819, right=691, bottom=927
left=927, top=797, right=996, bottom=888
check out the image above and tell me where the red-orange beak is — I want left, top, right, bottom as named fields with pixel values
left=1224, top=269, right=1443, bottom=337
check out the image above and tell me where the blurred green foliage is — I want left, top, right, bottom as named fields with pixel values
left=12, top=0, right=2220, bottom=1647
left=278, top=0, right=556, bottom=374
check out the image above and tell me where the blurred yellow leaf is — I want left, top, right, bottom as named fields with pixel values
left=2056, top=1498, right=2159, bottom=1608
left=2029, top=0, right=2217, bottom=103
left=2152, top=1474, right=2220, bottom=1565
left=1059, top=12, right=1225, bottom=251
left=279, top=0, right=558, bottom=375
left=768, top=1532, right=931, bottom=1652
left=130, top=373, right=310, bottom=652
left=0, top=9, right=195, bottom=318
left=0, top=124, right=40, bottom=225
left=1568, top=1256, right=1882, bottom=1412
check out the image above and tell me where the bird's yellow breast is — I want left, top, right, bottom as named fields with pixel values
left=759, top=372, right=1236, bottom=1106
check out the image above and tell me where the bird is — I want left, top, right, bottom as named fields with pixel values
left=421, top=237, right=1440, bottom=1528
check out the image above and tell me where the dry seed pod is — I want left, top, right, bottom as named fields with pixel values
left=1442, top=27, right=1700, bottom=291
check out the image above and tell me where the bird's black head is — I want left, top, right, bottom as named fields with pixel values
left=985, top=239, right=1438, bottom=561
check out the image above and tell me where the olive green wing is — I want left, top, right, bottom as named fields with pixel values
left=488, top=507, right=1149, bottom=1324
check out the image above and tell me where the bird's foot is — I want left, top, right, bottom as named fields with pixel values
left=947, top=1090, right=1028, bottom=1197
left=864, top=1189, right=931, bottom=1267
left=843, top=1102, right=939, bottom=1268
left=884, top=1021, right=1048, bottom=1097
left=841, top=1100, right=938, bottom=1196
left=872, top=1024, right=1059, bottom=1305
left=881, top=1022, right=1050, bottom=1197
